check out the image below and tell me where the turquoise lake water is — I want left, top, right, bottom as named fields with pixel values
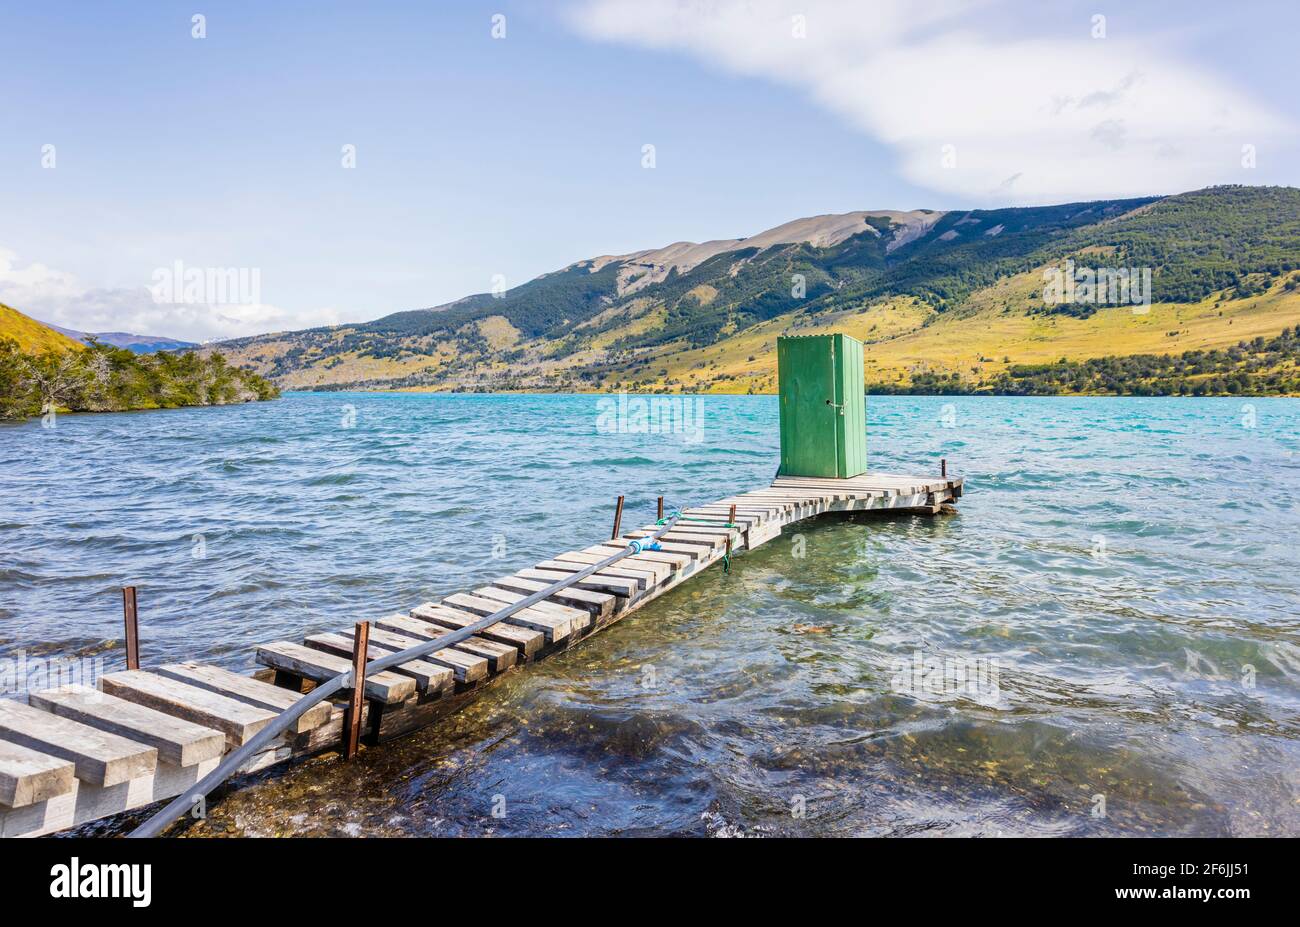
left=1, top=392, right=1297, bottom=836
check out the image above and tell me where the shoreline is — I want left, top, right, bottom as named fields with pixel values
left=278, top=386, right=1300, bottom=399
left=0, top=395, right=280, bottom=424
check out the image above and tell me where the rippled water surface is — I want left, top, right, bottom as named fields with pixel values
left=2, top=392, right=1298, bottom=836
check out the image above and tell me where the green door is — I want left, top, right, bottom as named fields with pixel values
left=777, top=334, right=867, bottom=479
left=835, top=334, right=868, bottom=478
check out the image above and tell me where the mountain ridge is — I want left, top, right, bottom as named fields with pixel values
left=44, top=323, right=199, bottom=354
left=573, top=209, right=947, bottom=297
left=209, top=185, right=1300, bottom=395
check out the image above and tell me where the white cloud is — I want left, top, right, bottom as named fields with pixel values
left=565, top=0, right=1290, bottom=202
left=0, top=247, right=343, bottom=343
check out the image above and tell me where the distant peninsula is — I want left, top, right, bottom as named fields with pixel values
left=0, top=303, right=279, bottom=421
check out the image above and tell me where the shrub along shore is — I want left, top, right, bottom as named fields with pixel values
left=0, top=337, right=280, bottom=421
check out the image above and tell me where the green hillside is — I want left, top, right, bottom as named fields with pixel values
left=0, top=302, right=84, bottom=353
left=212, top=186, right=1300, bottom=396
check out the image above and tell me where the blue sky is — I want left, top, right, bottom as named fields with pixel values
left=1, top=0, right=1296, bottom=341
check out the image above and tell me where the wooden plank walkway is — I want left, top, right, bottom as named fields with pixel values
left=0, top=471, right=961, bottom=837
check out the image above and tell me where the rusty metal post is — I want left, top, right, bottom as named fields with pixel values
left=657, top=495, right=664, bottom=522
left=611, top=495, right=625, bottom=540
left=122, top=586, right=140, bottom=671
left=343, top=620, right=370, bottom=761
left=941, top=458, right=947, bottom=479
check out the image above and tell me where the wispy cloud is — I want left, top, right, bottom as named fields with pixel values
left=0, top=247, right=343, bottom=343
left=564, top=0, right=1289, bottom=202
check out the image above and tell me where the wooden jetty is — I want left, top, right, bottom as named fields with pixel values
left=0, top=471, right=961, bottom=837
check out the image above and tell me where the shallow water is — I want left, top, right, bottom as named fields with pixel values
left=2, top=392, right=1297, bottom=836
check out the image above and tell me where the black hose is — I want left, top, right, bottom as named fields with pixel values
left=129, top=513, right=681, bottom=837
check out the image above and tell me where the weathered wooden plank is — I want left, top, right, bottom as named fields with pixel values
left=441, top=592, right=574, bottom=644
left=551, top=550, right=672, bottom=583
left=678, top=509, right=784, bottom=549
left=0, top=698, right=157, bottom=787
left=452, top=634, right=517, bottom=669
left=618, top=548, right=691, bottom=572
left=702, top=495, right=789, bottom=506
left=338, top=625, right=491, bottom=683
left=673, top=517, right=753, bottom=529
left=0, top=738, right=76, bottom=808
left=847, top=491, right=930, bottom=509
left=445, top=591, right=575, bottom=643
left=777, top=471, right=944, bottom=493
left=559, top=548, right=670, bottom=577
left=491, top=574, right=615, bottom=619
left=29, top=684, right=225, bottom=767
left=770, top=482, right=889, bottom=500
left=645, top=531, right=725, bottom=551
left=533, top=559, right=660, bottom=590
left=768, top=483, right=857, bottom=500
left=658, top=535, right=725, bottom=554
left=691, top=502, right=784, bottom=516
left=305, top=633, right=457, bottom=692
left=684, top=503, right=768, bottom=517
left=407, top=603, right=543, bottom=658
left=611, top=538, right=709, bottom=560
left=668, top=519, right=768, bottom=550
left=101, top=671, right=278, bottom=751
left=736, top=489, right=826, bottom=500
left=376, top=613, right=518, bottom=671
left=518, top=566, right=640, bottom=598
left=255, top=641, right=416, bottom=704
left=417, top=631, right=515, bottom=673
left=467, top=586, right=591, bottom=625
left=830, top=486, right=901, bottom=498
left=741, top=491, right=832, bottom=504
left=586, top=543, right=692, bottom=570
left=725, top=498, right=818, bottom=514
left=636, top=523, right=735, bottom=545
left=372, top=624, right=500, bottom=677
left=156, top=662, right=333, bottom=734
left=718, top=496, right=794, bottom=511
left=645, top=520, right=739, bottom=535
left=807, top=489, right=886, bottom=501
left=658, top=527, right=745, bottom=543
left=773, top=475, right=927, bottom=494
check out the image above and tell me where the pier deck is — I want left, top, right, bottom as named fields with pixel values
left=0, top=471, right=962, bottom=837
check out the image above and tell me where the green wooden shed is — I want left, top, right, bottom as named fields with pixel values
left=776, top=333, right=867, bottom=479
